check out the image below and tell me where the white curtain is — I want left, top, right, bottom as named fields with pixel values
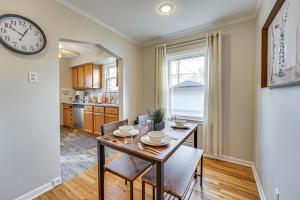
left=203, top=31, right=223, bottom=156
left=155, top=44, right=168, bottom=111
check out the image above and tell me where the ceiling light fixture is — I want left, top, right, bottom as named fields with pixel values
left=158, top=3, right=174, bottom=15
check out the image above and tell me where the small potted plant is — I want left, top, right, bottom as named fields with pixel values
left=149, top=108, right=165, bottom=131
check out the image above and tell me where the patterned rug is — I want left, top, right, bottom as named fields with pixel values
left=60, top=127, right=117, bottom=182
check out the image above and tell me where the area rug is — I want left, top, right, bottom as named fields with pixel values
left=72, top=135, right=97, bottom=150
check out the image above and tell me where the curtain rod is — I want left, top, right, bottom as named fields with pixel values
left=155, top=37, right=206, bottom=49
left=166, top=37, right=206, bottom=48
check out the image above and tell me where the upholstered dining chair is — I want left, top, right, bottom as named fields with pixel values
left=101, top=119, right=151, bottom=200
left=136, top=114, right=149, bottom=125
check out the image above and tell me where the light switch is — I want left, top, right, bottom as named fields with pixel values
left=28, top=72, right=38, bottom=83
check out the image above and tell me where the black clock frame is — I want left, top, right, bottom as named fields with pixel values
left=0, top=14, right=47, bottom=55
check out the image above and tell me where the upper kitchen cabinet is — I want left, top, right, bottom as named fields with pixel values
left=84, top=64, right=102, bottom=88
left=72, top=64, right=102, bottom=90
left=78, top=65, right=85, bottom=89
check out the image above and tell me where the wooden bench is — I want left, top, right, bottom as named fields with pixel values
left=141, top=145, right=203, bottom=200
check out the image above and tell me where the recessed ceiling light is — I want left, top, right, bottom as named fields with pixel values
left=158, top=3, right=174, bottom=15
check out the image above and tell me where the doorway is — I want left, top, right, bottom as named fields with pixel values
left=58, top=38, right=123, bottom=182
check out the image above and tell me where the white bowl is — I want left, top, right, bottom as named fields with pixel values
left=173, top=120, right=187, bottom=127
left=147, top=131, right=166, bottom=143
left=119, top=125, right=134, bottom=135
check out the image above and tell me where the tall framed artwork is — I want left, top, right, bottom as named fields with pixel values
left=261, top=0, right=300, bottom=88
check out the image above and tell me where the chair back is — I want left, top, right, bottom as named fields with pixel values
left=136, top=114, right=149, bottom=125
left=101, top=119, right=129, bottom=135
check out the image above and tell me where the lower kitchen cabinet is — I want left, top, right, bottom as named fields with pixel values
left=84, top=111, right=94, bottom=134
left=94, top=112, right=105, bottom=135
left=63, top=104, right=73, bottom=128
left=66, top=105, right=119, bottom=135
left=105, top=113, right=119, bottom=124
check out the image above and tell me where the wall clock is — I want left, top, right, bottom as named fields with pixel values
left=0, top=14, right=46, bottom=55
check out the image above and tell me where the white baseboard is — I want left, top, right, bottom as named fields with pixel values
left=251, top=164, right=267, bottom=200
left=204, top=153, right=253, bottom=167
left=204, top=154, right=266, bottom=200
left=15, top=177, right=62, bottom=200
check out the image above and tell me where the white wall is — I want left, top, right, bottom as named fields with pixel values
left=255, top=0, right=300, bottom=199
left=59, top=58, right=72, bottom=125
left=141, top=20, right=255, bottom=161
left=0, top=0, right=141, bottom=199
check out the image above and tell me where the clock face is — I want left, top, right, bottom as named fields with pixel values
left=0, top=14, right=46, bottom=55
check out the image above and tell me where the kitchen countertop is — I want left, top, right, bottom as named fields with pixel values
left=62, top=102, right=119, bottom=107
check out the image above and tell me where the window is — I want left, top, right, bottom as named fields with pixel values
left=105, top=63, right=118, bottom=91
left=168, top=52, right=206, bottom=121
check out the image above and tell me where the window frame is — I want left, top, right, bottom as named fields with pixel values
left=104, top=63, right=118, bottom=91
left=166, top=50, right=207, bottom=122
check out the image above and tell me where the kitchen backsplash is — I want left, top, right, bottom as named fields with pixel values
left=60, top=88, right=119, bottom=104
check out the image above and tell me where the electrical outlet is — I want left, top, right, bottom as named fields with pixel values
left=28, top=72, right=38, bottom=83
left=51, top=177, right=61, bottom=187
left=274, top=188, right=279, bottom=200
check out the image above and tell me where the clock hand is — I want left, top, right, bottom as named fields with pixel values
left=19, top=27, right=30, bottom=41
left=11, top=27, right=23, bottom=36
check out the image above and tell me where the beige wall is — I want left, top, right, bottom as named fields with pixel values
left=254, top=0, right=300, bottom=199
left=0, top=0, right=141, bottom=199
left=141, top=20, right=255, bottom=161
left=59, top=58, right=72, bottom=124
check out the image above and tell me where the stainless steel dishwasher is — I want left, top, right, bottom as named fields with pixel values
left=73, top=104, right=84, bottom=129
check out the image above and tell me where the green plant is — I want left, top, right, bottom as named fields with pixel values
left=148, top=108, right=165, bottom=125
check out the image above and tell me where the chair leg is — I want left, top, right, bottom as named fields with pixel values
left=130, top=181, right=133, bottom=200
left=152, top=185, right=155, bottom=200
left=200, top=155, right=203, bottom=187
left=142, top=181, right=145, bottom=200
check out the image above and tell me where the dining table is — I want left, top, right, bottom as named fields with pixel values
left=97, top=121, right=199, bottom=200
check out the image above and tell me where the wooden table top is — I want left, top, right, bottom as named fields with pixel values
left=97, top=122, right=198, bottom=162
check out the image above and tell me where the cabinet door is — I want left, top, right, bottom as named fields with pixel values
left=93, top=64, right=101, bottom=88
left=84, top=111, right=94, bottom=134
left=63, top=108, right=71, bottom=127
left=94, top=113, right=105, bottom=135
left=105, top=114, right=119, bottom=124
left=77, top=65, right=85, bottom=88
left=84, top=64, right=93, bottom=88
left=72, top=67, right=78, bottom=89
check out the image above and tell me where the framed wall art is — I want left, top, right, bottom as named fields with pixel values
left=261, top=0, right=300, bottom=88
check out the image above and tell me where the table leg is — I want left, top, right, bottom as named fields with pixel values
left=194, top=128, right=198, bottom=178
left=200, top=155, right=203, bottom=186
left=97, top=141, right=105, bottom=200
left=156, top=161, right=164, bottom=200
left=194, top=127, right=198, bottom=148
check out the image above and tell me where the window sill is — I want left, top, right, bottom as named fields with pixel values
left=170, top=115, right=203, bottom=124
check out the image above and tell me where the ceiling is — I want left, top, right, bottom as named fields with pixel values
left=57, top=0, right=259, bottom=45
left=59, top=41, right=102, bottom=58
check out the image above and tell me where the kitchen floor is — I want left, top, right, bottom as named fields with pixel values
left=60, top=127, right=117, bottom=182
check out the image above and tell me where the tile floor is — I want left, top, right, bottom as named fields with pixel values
left=60, top=127, right=116, bottom=182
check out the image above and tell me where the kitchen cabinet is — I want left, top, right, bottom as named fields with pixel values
left=72, top=64, right=101, bottom=90
left=105, top=107, right=119, bottom=124
left=84, top=64, right=93, bottom=88
left=105, top=114, right=118, bottom=124
left=84, top=111, right=94, bottom=134
left=63, top=104, right=73, bottom=128
left=65, top=105, right=118, bottom=135
left=92, top=64, right=101, bottom=88
left=77, top=65, right=85, bottom=89
left=94, top=113, right=105, bottom=135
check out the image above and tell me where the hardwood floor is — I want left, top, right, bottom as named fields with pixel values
left=36, top=155, right=260, bottom=200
